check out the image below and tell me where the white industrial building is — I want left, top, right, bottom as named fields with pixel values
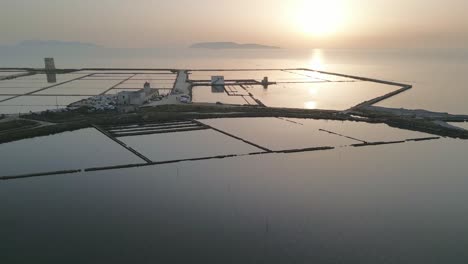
left=117, top=83, right=158, bottom=105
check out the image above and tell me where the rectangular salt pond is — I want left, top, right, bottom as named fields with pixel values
left=14, top=73, right=90, bottom=82
left=287, top=70, right=357, bottom=82
left=2, top=138, right=468, bottom=263
left=198, top=118, right=358, bottom=150
left=290, top=118, right=435, bottom=142
left=126, top=79, right=176, bottom=84
left=189, top=70, right=323, bottom=82
left=115, top=80, right=175, bottom=89
left=225, top=85, right=250, bottom=96
left=0, top=87, right=41, bottom=95
left=0, top=96, right=12, bottom=102
left=0, top=71, right=26, bottom=78
left=192, top=86, right=251, bottom=105
left=34, top=80, right=122, bottom=95
left=193, top=81, right=398, bottom=110
left=91, top=74, right=135, bottom=78
left=0, top=128, right=143, bottom=176
left=130, top=74, right=176, bottom=80
left=0, top=73, right=91, bottom=91
left=74, top=70, right=174, bottom=75
left=247, top=82, right=398, bottom=110
left=0, top=80, right=56, bottom=89
left=119, top=129, right=262, bottom=162
left=0, top=96, right=88, bottom=114
left=198, top=118, right=435, bottom=150
left=81, top=77, right=132, bottom=81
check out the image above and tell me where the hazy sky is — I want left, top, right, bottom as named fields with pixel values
left=1, top=0, right=468, bottom=49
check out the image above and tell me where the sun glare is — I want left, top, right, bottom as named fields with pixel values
left=309, top=49, right=324, bottom=70
left=304, top=101, right=318, bottom=109
left=295, top=0, right=345, bottom=37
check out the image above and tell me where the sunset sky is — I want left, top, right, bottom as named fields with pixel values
left=1, top=0, right=468, bottom=49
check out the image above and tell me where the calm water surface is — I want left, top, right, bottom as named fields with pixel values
left=0, top=128, right=143, bottom=176
left=1, top=138, right=468, bottom=263
left=1, top=48, right=468, bottom=263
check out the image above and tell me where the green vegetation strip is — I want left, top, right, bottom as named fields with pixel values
left=0, top=120, right=38, bottom=132
left=2, top=103, right=467, bottom=146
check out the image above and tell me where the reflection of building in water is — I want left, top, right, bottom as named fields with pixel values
left=44, top=58, right=56, bottom=83
left=117, top=82, right=158, bottom=105
left=262, top=76, right=269, bottom=89
left=46, top=73, right=56, bottom=83
left=211, top=76, right=225, bottom=93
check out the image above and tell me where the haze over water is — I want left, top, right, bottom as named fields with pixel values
left=1, top=48, right=468, bottom=263
left=2, top=0, right=468, bottom=263
left=2, top=47, right=468, bottom=113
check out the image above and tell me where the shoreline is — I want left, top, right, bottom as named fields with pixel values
left=1, top=103, right=467, bottom=145
left=1, top=67, right=467, bottom=145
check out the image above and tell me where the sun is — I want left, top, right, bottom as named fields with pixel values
left=295, top=0, right=345, bottom=37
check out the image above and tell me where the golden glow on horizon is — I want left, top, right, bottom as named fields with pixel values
left=295, top=0, right=345, bottom=37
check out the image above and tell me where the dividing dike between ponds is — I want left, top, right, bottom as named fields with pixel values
left=193, top=120, right=273, bottom=152
left=0, top=71, right=36, bottom=81
left=1, top=136, right=441, bottom=181
left=84, top=147, right=336, bottom=172
left=351, top=136, right=440, bottom=147
left=0, top=147, right=336, bottom=180
left=319, top=129, right=368, bottom=143
left=351, top=85, right=412, bottom=110
left=99, top=74, right=137, bottom=95
left=91, top=124, right=153, bottom=163
left=0, top=73, right=95, bottom=103
left=107, top=120, right=209, bottom=137
left=298, top=68, right=413, bottom=110
left=0, top=169, right=82, bottom=181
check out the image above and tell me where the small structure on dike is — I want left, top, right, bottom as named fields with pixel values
left=211, top=76, right=225, bottom=93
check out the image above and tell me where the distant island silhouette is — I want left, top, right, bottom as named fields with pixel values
left=190, top=42, right=280, bottom=50
left=14, top=40, right=100, bottom=48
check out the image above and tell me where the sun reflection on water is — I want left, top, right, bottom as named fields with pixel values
left=304, top=101, right=317, bottom=109
left=309, top=49, right=325, bottom=71
left=308, top=87, right=318, bottom=95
